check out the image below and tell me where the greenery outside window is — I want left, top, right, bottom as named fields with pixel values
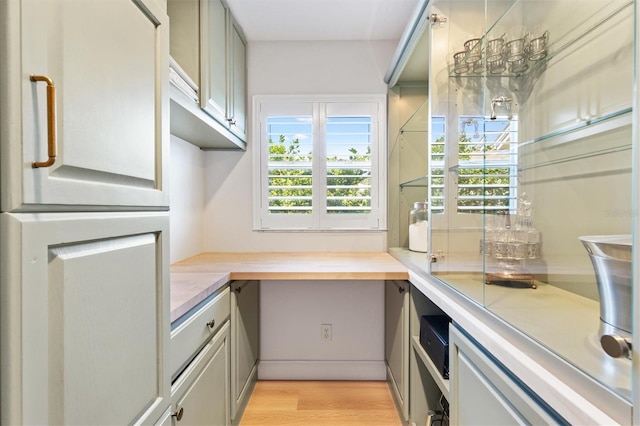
left=254, top=95, right=386, bottom=230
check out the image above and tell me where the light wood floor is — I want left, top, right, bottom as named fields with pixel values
left=239, top=381, right=402, bottom=426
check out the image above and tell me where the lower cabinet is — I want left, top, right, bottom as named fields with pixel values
left=0, top=212, right=171, bottom=425
left=384, top=280, right=409, bottom=422
left=449, top=324, right=566, bottom=425
left=171, top=320, right=231, bottom=426
left=230, top=280, right=259, bottom=424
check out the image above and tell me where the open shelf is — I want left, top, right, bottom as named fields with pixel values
left=411, top=335, right=450, bottom=399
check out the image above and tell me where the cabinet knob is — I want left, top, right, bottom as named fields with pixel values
left=171, top=406, right=184, bottom=421
left=398, top=285, right=405, bottom=294
left=206, top=319, right=216, bottom=329
left=234, top=286, right=242, bottom=294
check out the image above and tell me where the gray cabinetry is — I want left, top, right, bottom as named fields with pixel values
left=170, top=286, right=232, bottom=426
left=384, top=280, right=409, bottom=422
left=228, top=17, right=247, bottom=141
left=171, top=321, right=231, bottom=426
left=449, top=324, right=564, bottom=425
left=0, top=0, right=169, bottom=211
left=168, top=0, right=247, bottom=149
left=200, top=0, right=228, bottom=124
left=230, top=280, right=259, bottom=424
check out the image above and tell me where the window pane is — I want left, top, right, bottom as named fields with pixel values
left=267, top=116, right=313, bottom=214
left=325, top=116, right=372, bottom=214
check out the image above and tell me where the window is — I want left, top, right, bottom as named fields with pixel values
left=430, top=115, right=518, bottom=218
left=254, top=95, right=386, bottom=230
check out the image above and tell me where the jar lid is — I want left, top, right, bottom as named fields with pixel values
left=413, top=201, right=428, bottom=209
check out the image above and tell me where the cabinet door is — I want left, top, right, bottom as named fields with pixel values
left=0, top=212, right=171, bottom=425
left=384, top=280, right=409, bottom=421
left=228, top=18, right=247, bottom=141
left=231, top=280, right=259, bottom=421
left=449, top=325, right=564, bottom=425
left=0, top=0, right=169, bottom=211
left=200, top=0, right=228, bottom=124
left=172, top=321, right=231, bottom=426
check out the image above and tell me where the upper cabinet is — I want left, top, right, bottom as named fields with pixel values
left=0, top=0, right=170, bottom=212
left=168, top=0, right=247, bottom=150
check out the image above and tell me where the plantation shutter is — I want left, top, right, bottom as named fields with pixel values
left=255, top=96, right=385, bottom=230
left=267, top=116, right=313, bottom=214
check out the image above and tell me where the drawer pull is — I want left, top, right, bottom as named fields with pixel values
left=171, top=406, right=184, bottom=421
left=206, top=319, right=216, bottom=329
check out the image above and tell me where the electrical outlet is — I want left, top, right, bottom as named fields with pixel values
left=321, top=324, right=332, bottom=341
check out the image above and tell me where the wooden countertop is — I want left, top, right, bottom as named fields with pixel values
left=170, top=252, right=409, bottom=322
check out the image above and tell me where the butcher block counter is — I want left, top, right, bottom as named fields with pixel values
left=170, top=252, right=409, bottom=322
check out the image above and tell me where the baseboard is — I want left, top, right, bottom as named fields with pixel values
left=258, top=360, right=386, bottom=380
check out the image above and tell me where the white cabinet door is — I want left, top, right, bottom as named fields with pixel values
left=172, top=321, right=231, bottom=426
left=228, top=17, right=247, bottom=141
left=200, top=0, right=228, bottom=124
left=0, top=212, right=171, bottom=425
left=0, top=0, right=169, bottom=211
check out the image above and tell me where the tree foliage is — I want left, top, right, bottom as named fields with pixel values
left=268, top=136, right=372, bottom=214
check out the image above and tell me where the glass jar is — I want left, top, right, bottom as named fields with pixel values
left=409, top=201, right=428, bottom=252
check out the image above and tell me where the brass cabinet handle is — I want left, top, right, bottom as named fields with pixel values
left=30, top=75, right=57, bottom=168
left=171, top=406, right=184, bottom=421
left=206, top=319, right=215, bottom=329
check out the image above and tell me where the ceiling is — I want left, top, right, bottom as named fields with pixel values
left=225, top=0, right=421, bottom=41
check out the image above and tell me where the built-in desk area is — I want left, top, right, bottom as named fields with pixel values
left=168, top=252, right=409, bottom=425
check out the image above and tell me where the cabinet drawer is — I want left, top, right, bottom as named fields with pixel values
left=171, top=286, right=230, bottom=378
left=171, top=321, right=231, bottom=426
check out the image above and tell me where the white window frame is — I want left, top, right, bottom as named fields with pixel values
left=253, top=94, right=387, bottom=231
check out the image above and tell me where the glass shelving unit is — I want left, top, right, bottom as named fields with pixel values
left=427, top=0, right=635, bottom=405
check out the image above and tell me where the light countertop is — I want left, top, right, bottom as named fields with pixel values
left=388, top=247, right=632, bottom=405
left=170, top=251, right=409, bottom=322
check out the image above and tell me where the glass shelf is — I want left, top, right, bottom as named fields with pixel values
left=519, top=108, right=632, bottom=148
left=400, top=175, right=428, bottom=189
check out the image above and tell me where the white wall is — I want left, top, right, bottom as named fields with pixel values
left=259, top=280, right=385, bottom=380
left=169, top=135, right=206, bottom=263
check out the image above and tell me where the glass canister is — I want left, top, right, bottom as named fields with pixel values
left=409, top=201, right=428, bottom=252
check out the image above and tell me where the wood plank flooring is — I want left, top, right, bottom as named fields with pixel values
left=239, top=381, right=402, bottom=426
